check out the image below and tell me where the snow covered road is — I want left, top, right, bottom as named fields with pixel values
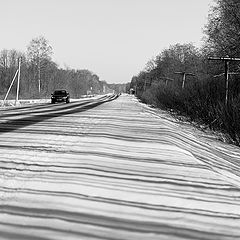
left=0, top=94, right=240, bottom=240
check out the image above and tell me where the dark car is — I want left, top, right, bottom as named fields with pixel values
left=51, top=90, right=70, bottom=104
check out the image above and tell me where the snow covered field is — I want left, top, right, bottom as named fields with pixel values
left=0, top=94, right=239, bottom=239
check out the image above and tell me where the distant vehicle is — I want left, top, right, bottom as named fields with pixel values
left=129, top=88, right=135, bottom=94
left=51, top=90, right=70, bottom=104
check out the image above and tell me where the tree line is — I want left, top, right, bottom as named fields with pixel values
left=130, top=0, right=240, bottom=145
left=0, top=36, right=115, bottom=100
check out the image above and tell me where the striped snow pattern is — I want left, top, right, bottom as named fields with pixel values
left=0, top=94, right=240, bottom=240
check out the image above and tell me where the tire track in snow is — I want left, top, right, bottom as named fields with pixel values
left=0, top=94, right=240, bottom=239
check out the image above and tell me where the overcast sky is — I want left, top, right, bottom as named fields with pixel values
left=0, top=0, right=214, bottom=84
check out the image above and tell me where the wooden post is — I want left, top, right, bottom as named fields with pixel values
left=208, top=57, right=240, bottom=106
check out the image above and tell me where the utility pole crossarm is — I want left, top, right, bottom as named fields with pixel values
left=158, top=77, right=174, bottom=81
left=186, top=73, right=196, bottom=76
left=228, top=72, right=240, bottom=75
left=174, top=72, right=185, bottom=76
left=174, top=72, right=195, bottom=76
left=208, top=57, right=240, bottom=61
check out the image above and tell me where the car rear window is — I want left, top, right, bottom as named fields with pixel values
left=54, top=90, right=66, bottom=95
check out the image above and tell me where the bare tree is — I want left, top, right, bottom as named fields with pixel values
left=0, top=49, right=25, bottom=95
left=27, top=36, right=53, bottom=95
left=205, top=0, right=240, bottom=57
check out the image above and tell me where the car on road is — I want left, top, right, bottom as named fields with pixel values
left=51, top=90, right=70, bottom=104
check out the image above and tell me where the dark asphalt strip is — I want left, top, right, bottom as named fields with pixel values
left=0, top=95, right=119, bottom=134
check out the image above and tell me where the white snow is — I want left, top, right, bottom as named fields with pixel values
left=0, top=94, right=239, bottom=239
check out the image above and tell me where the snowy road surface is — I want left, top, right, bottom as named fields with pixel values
left=0, top=94, right=240, bottom=240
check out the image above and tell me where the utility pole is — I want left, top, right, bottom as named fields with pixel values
left=157, top=77, right=174, bottom=85
left=2, top=57, right=22, bottom=107
left=225, top=60, right=229, bottom=106
left=16, top=57, right=21, bottom=105
left=0, top=62, right=4, bottom=94
left=38, top=57, right=41, bottom=96
left=158, top=77, right=174, bottom=86
left=135, top=82, right=137, bottom=95
left=174, top=72, right=195, bottom=89
left=150, top=77, right=174, bottom=87
left=143, top=78, right=153, bottom=91
left=208, top=57, right=240, bottom=106
left=144, top=78, right=147, bottom=91
left=2, top=69, right=19, bottom=106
